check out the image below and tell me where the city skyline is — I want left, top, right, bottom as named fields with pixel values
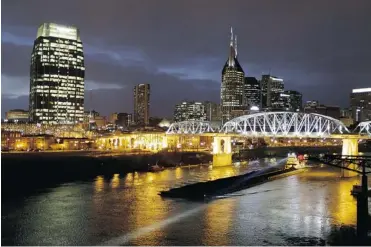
left=2, top=0, right=371, bottom=118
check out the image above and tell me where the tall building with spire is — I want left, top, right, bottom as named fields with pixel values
left=220, top=27, right=245, bottom=123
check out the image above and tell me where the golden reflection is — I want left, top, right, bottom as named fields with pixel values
left=146, top=173, right=155, bottom=183
left=175, top=167, right=183, bottom=179
left=124, top=173, right=134, bottom=187
left=331, top=176, right=358, bottom=225
left=202, top=198, right=237, bottom=245
left=298, top=168, right=358, bottom=226
left=94, top=176, right=104, bottom=193
left=208, top=166, right=237, bottom=181
left=126, top=173, right=133, bottom=182
left=111, top=174, right=120, bottom=189
left=128, top=173, right=169, bottom=245
left=133, top=172, right=142, bottom=186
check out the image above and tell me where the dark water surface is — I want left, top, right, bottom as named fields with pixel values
left=2, top=158, right=370, bottom=245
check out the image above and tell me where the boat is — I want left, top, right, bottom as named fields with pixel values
left=148, top=162, right=165, bottom=172
left=285, top=153, right=305, bottom=169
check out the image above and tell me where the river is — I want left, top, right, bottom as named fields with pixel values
left=2, top=158, right=370, bottom=245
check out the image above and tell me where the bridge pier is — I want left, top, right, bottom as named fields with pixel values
left=341, top=138, right=359, bottom=177
left=212, top=136, right=232, bottom=167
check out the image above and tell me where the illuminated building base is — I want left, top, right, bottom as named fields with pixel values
left=342, top=138, right=359, bottom=177
left=212, top=153, right=232, bottom=167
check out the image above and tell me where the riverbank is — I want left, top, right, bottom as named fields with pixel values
left=1, top=151, right=211, bottom=199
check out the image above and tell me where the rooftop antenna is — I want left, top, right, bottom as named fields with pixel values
left=230, top=26, right=234, bottom=47
left=234, top=35, right=237, bottom=57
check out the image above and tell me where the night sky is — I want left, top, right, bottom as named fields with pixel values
left=2, top=0, right=371, bottom=118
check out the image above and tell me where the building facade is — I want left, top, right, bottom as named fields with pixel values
left=244, top=77, right=261, bottom=109
left=5, top=109, right=29, bottom=123
left=304, top=101, right=340, bottom=119
left=29, top=23, right=85, bottom=124
left=116, top=113, right=133, bottom=128
left=174, top=101, right=207, bottom=122
left=134, top=84, right=150, bottom=126
left=109, top=113, right=118, bottom=124
left=281, top=90, right=302, bottom=111
left=204, top=101, right=221, bottom=122
left=261, top=75, right=284, bottom=110
left=221, top=28, right=245, bottom=123
left=350, top=88, right=371, bottom=122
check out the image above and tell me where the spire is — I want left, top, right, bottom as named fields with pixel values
left=234, top=35, right=237, bottom=58
left=228, top=26, right=236, bottom=67
left=230, top=26, right=234, bottom=47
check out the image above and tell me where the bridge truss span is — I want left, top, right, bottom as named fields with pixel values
left=220, top=112, right=349, bottom=138
left=356, top=121, right=371, bottom=136
left=166, top=121, right=215, bottom=134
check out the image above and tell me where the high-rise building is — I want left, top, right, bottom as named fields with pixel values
left=29, top=23, right=85, bottom=124
left=221, top=27, right=245, bottom=123
left=244, top=77, right=261, bottom=109
left=350, top=88, right=371, bottom=122
left=261, top=75, right=284, bottom=110
left=116, top=112, right=133, bottom=127
left=281, top=90, right=302, bottom=111
left=133, top=84, right=150, bottom=126
left=174, top=101, right=206, bottom=122
left=204, top=101, right=221, bottom=122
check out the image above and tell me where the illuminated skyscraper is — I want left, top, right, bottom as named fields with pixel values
left=134, top=84, right=150, bottom=126
left=174, top=101, right=207, bottom=122
left=281, top=90, right=302, bottom=111
left=29, top=23, right=85, bottom=124
left=350, top=88, right=371, bottom=122
left=221, top=27, right=245, bottom=123
left=261, top=75, right=284, bottom=110
left=244, top=77, right=261, bottom=109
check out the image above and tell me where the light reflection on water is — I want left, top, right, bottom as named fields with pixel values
left=2, top=160, right=370, bottom=246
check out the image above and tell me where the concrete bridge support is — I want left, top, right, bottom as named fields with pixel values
left=212, top=136, right=232, bottom=167
left=341, top=138, right=359, bottom=177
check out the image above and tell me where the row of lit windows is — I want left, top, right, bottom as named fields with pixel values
left=35, top=114, right=84, bottom=118
left=40, top=74, right=84, bottom=79
left=38, top=63, right=85, bottom=69
left=36, top=89, right=84, bottom=94
left=42, top=59, right=82, bottom=65
left=38, top=94, right=83, bottom=98
left=39, top=55, right=83, bottom=62
left=35, top=87, right=85, bottom=93
left=35, top=80, right=84, bottom=85
left=35, top=112, right=84, bottom=117
left=40, top=58, right=83, bottom=64
left=36, top=47, right=83, bottom=54
left=36, top=108, right=84, bottom=112
left=36, top=85, right=82, bottom=90
left=36, top=116, right=84, bottom=121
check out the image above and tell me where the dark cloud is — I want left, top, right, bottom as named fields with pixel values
left=2, top=0, right=371, bottom=118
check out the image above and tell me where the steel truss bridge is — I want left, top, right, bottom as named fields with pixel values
left=166, top=112, right=371, bottom=138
